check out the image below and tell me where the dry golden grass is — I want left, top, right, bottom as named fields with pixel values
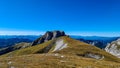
left=1, top=40, right=53, bottom=56
left=54, top=36, right=120, bottom=62
left=0, top=36, right=120, bottom=68
left=0, top=54, right=120, bottom=68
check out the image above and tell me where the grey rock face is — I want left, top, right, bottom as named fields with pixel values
left=32, top=30, right=66, bottom=46
left=105, top=38, right=120, bottom=58
left=84, top=52, right=104, bottom=60
left=77, top=52, right=104, bottom=60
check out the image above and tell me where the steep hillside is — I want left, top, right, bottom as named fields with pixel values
left=0, top=30, right=120, bottom=68
left=0, top=36, right=120, bottom=68
left=0, top=31, right=66, bottom=55
left=2, top=36, right=120, bottom=62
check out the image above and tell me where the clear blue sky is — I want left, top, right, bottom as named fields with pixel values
left=0, top=0, right=120, bottom=36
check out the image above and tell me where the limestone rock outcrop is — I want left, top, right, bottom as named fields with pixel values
left=105, top=38, right=120, bottom=58
left=32, top=30, right=66, bottom=46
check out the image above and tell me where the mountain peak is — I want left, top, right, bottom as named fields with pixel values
left=32, top=30, right=66, bottom=46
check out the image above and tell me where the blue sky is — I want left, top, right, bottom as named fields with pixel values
left=0, top=0, right=120, bottom=36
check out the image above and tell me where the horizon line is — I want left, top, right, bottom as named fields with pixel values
left=0, top=30, right=119, bottom=37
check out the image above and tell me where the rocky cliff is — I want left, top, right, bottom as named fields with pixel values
left=32, top=30, right=66, bottom=46
left=105, top=38, right=120, bottom=58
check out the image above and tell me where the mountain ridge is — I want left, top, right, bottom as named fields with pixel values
left=0, top=30, right=120, bottom=68
left=32, top=30, right=66, bottom=46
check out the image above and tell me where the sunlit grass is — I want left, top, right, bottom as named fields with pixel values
left=0, top=36, right=120, bottom=68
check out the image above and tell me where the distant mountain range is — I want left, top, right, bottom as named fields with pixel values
left=0, top=35, right=39, bottom=40
left=0, top=35, right=39, bottom=48
left=0, top=35, right=119, bottom=49
left=71, top=35, right=119, bottom=48
left=0, top=31, right=120, bottom=68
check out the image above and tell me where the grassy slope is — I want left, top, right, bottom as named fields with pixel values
left=1, top=40, right=53, bottom=56
left=0, top=54, right=120, bottom=68
left=2, top=36, right=120, bottom=61
left=0, top=36, right=120, bottom=68
left=54, top=36, right=120, bottom=62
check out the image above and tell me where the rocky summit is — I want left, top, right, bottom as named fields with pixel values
left=0, top=31, right=120, bottom=68
left=32, top=30, right=66, bottom=46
